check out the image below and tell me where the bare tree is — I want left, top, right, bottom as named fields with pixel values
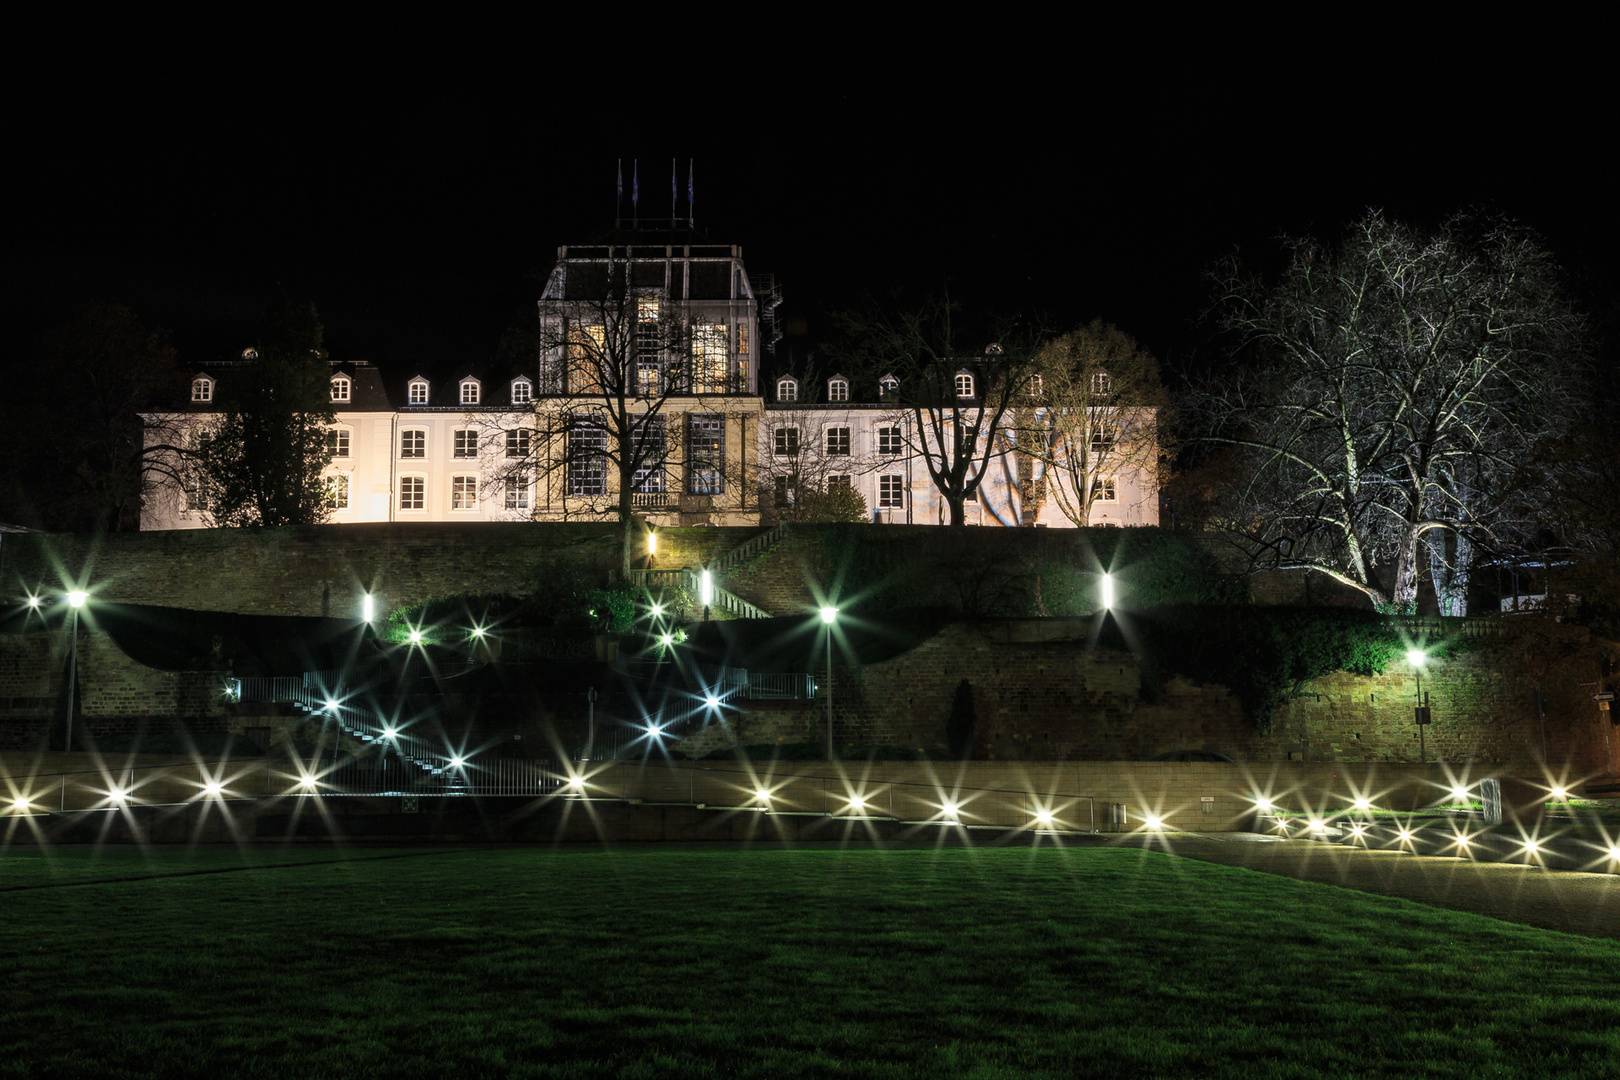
left=1186, top=211, right=1588, bottom=613
left=830, top=294, right=1034, bottom=526
left=757, top=399, right=881, bottom=522
left=1009, top=321, right=1168, bottom=527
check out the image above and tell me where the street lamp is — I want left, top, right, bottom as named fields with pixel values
left=1408, top=650, right=1430, bottom=763
left=64, top=590, right=88, bottom=751
left=1100, top=573, right=1114, bottom=610
left=820, top=606, right=838, bottom=760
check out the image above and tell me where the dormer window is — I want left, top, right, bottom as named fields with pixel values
left=408, top=379, right=429, bottom=405
left=1027, top=374, right=1043, bottom=398
left=330, top=376, right=351, bottom=403
left=955, top=371, right=975, bottom=399
left=827, top=376, right=849, bottom=403
left=460, top=378, right=480, bottom=405
left=1091, top=372, right=1111, bottom=395
left=777, top=377, right=798, bottom=403
left=879, top=375, right=898, bottom=398
left=191, top=376, right=213, bottom=403
left=510, top=377, right=533, bottom=405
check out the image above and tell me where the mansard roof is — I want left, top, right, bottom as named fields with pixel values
left=175, top=360, right=393, bottom=412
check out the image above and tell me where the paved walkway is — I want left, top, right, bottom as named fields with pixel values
left=1139, top=833, right=1620, bottom=940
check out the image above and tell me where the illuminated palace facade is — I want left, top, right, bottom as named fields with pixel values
left=141, top=228, right=1157, bottom=531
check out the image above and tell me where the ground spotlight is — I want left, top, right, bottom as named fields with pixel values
left=1350, top=824, right=1366, bottom=837
left=1397, top=828, right=1413, bottom=842
left=848, top=795, right=866, bottom=811
left=67, top=590, right=88, bottom=608
left=383, top=727, right=397, bottom=738
left=299, top=776, right=316, bottom=789
left=660, top=633, right=674, bottom=647
left=449, top=756, right=465, bottom=768
left=1609, top=845, right=1620, bottom=861
left=705, top=695, right=720, bottom=709
left=754, top=787, right=771, bottom=803
left=941, top=800, right=960, bottom=821
left=203, top=781, right=223, bottom=797
left=1450, top=786, right=1469, bottom=802
left=566, top=775, right=584, bottom=791
left=650, top=602, right=664, bottom=618
left=647, top=723, right=663, bottom=738
left=110, top=787, right=129, bottom=804
left=1522, top=838, right=1542, bottom=854
left=325, top=699, right=339, bottom=713
left=26, top=595, right=40, bottom=609
left=1309, top=820, right=1327, bottom=834
left=1033, top=808, right=1054, bottom=826
left=407, top=629, right=424, bottom=644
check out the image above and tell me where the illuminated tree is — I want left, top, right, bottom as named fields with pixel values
left=1187, top=211, right=1588, bottom=613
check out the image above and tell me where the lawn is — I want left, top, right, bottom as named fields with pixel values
left=2, top=843, right=1618, bottom=1079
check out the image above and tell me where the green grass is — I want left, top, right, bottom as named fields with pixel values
left=2, top=844, right=1618, bottom=1078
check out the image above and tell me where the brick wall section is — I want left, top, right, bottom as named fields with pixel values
left=679, top=621, right=1612, bottom=774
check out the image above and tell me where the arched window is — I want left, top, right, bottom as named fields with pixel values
left=460, top=378, right=480, bottom=405
left=1091, top=371, right=1111, bottom=395
left=330, top=376, right=351, bottom=403
left=777, top=377, right=798, bottom=403
left=827, top=377, right=849, bottom=402
left=191, top=377, right=214, bottom=403
left=955, top=371, right=975, bottom=399
left=510, top=377, right=533, bottom=404
left=408, top=379, right=430, bottom=405
left=879, top=375, right=898, bottom=398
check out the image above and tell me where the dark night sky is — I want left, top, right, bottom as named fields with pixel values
left=5, top=12, right=1614, bottom=386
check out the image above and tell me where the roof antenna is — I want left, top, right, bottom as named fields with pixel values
left=688, top=159, right=695, bottom=227
left=615, top=160, right=623, bottom=228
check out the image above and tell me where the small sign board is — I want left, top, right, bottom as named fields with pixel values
left=1200, top=797, right=1214, bottom=815
left=1414, top=706, right=1433, bottom=725
left=1594, top=691, right=1616, bottom=702
left=401, top=796, right=420, bottom=814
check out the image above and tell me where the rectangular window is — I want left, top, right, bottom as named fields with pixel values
left=505, top=474, right=531, bottom=510
left=399, top=476, right=425, bottom=510
left=324, top=474, right=351, bottom=511
left=401, top=430, right=425, bottom=458
left=637, top=359, right=661, bottom=397
left=511, top=379, right=532, bottom=404
left=1091, top=476, right=1118, bottom=502
left=452, top=475, right=478, bottom=509
left=774, top=427, right=799, bottom=456
left=687, top=413, right=724, bottom=495
left=506, top=429, right=531, bottom=458
left=825, top=427, right=850, bottom=456
left=877, top=426, right=902, bottom=455
left=1091, top=372, right=1111, bottom=396
left=692, top=324, right=729, bottom=393
left=567, top=324, right=606, bottom=394
left=454, top=429, right=478, bottom=458
left=774, top=476, right=792, bottom=507
left=1090, top=418, right=1117, bottom=454
left=632, top=415, right=666, bottom=493
left=828, top=475, right=851, bottom=490
left=409, top=381, right=429, bottom=404
left=879, top=475, right=904, bottom=508
left=326, top=429, right=350, bottom=458
left=737, top=322, right=749, bottom=355
left=569, top=418, right=607, bottom=496
left=183, top=473, right=209, bottom=512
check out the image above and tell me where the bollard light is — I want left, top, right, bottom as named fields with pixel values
left=67, top=590, right=88, bottom=609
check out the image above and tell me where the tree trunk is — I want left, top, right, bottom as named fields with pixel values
left=947, top=495, right=966, bottom=526
left=618, top=473, right=636, bottom=579
left=1389, top=529, right=1421, bottom=613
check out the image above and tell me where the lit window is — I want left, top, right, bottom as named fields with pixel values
left=408, top=380, right=429, bottom=404
left=567, top=325, right=607, bottom=394
left=688, top=414, right=724, bottom=495
left=825, top=427, right=850, bottom=456
left=955, top=372, right=975, bottom=398
left=693, top=324, right=729, bottom=393
left=1091, top=476, right=1117, bottom=502
left=737, top=322, right=750, bottom=355
left=324, top=474, right=351, bottom=511
left=191, top=377, right=213, bottom=403
left=1090, top=419, right=1117, bottom=454
left=510, top=378, right=532, bottom=404
left=331, top=377, right=351, bottom=403
left=460, top=379, right=480, bottom=405
left=879, top=475, right=904, bottom=508
left=506, top=429, right=531, bottom=458
left=1027, top=374, right=1043, bottom=397
left=777, top=377, right=797, bottom=403
left=879, top=375, right=898, bottom=398
left=453, top=430, right=478, bottom=458
left=1091, top=372, right=1111, bottom=395
left=774, top=427, right=799, bottom=456
left=400, top=430, right=425, bottom=458
left=827, top=378, right=848, bottom=402
left=570, top=418, right=607, bottom=496
left=325, top=429, right=350, bottom=458
left=399, top=476, right=425, bottom=510
left=632, top=416, right=666, bottom=494
left=452, top=475, right=478, bottom=509
left=878, top=426, right=902, bottom=455
left=504, top=474, right=530, bottom=510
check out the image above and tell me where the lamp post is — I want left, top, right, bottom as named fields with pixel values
left=64, top=590, right=87, bottom=752
left=820, top=606, right=837, bottom=760
left=1408, top=650, right=1429, bottom=763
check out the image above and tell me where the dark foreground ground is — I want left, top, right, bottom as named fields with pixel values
left=3, top=843, right=1619, bottom=1079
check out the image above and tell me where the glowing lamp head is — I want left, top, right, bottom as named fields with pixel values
left=470, top=625, right=485, bottom=639
left=109, top=787, right=128, bottom=804
left=1143, top=813, right=1165, bottom=830
left=324, top=700, right=339, bottom=713
left=1255, top=797, right=1273, bottom=812
left=362, top=594, right=375, bottom=622
left=449, top=757, right=465, bottom=769
left=1455, top=834, right=1471, bottom=848
left=754, top=788, right=771, bottom=802
left=407, top=629, right=424, bottom=644
left=1522, top=839, right=1541, bottom=853
left=1550, top=786, right=1568, bottom=800
left=1034, top=809, right=1054, bottom=825
left=660, top=633, right=674, bottom=647
left=1350, top=823, right=1366, bottom=837
left=1353, top=798, right=1372, bottom=811
left=647, top=531, right=658, bottom=555
left=1397, top=828, right=1413, bottom=841
left=26, top=595, right=40, bottom=608
left=11, top=797, right=30, bottom=810
left=566, top=775, right=584, bottom=790
left=942, top=800, right=960, bottom=819
left=204, top=781, right=223, bottom=797
left=699, top=569, right=713, bottom=607
left=382, top=727, right=397, bottom=738
left=650, top=602, right=664, bottom=618
left=848, top=795, right=866, bottom=811
left=1406, top=649, right=1426, bottom=667
left=647, top=724, right=663, bottom=738
left=67, top=590, right=88, bottom=609
left=1451, top=786, right=1469, bottom=802
left=299, top=776, right=316, bottom=789
left=705, top=695, right=720, bottom=709
left=1309, top=820, right=1326, bottom=834
left=1608, top=845, right=1620, bottom=861
left=1100, top=572, right=1114, bottom=610
left=819, top=606, right=838, bottom=625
